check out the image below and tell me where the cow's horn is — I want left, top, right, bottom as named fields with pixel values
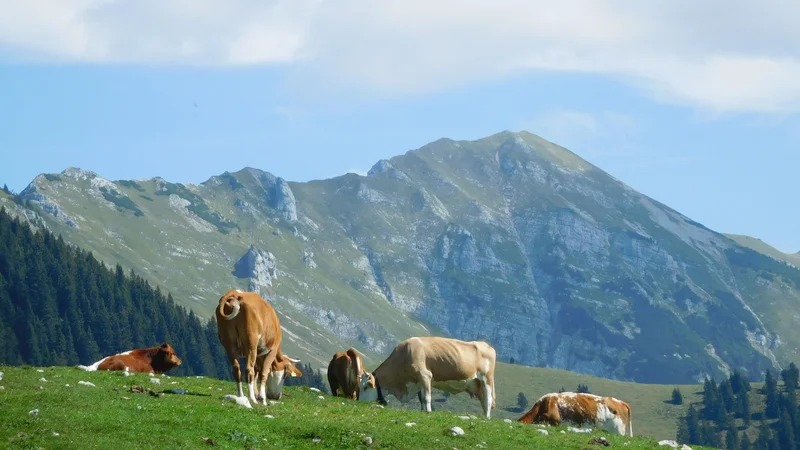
left=286, top=356, right=301, bottom=363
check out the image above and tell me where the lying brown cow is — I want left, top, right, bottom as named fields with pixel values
left=363, top=336, right=497, bottom=418
left=327, top=348, right=376, bottom=401
left=517, top=392, right=633, bottom=436
left=77, top=342, right=182, bottom=375
left=216, top=289, right=299, bottom=406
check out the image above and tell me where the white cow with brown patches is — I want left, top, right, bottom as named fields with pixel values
left=517, top=392, right=633, bottom=436
left=361, top=336, right=497, bottom=418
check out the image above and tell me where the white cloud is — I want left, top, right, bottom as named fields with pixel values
left=1, top=0, right=799, bottom=114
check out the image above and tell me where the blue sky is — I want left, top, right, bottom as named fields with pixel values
left=1, top=1, right=799, bottom=252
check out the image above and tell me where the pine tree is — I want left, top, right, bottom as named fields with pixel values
left=672, top=387, right=684, bottom=405
left=577, top=384, right=590, bottom=394
left=686, top=404, right=702, bottom=444
left=726, top=424, right=741, bottom=450
left=741, top=432, right=752, bottom=450
left=517, top=392, right=529, bottom=410
left=765, top=370, right=780, bottom=419
left=782, top=363, right=800, bottom=391
left=778, top=410, right=796, bottom=450
left=756, top=422, right=772, bottom=450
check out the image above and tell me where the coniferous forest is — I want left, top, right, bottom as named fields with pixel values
left=677, top=363, right=800, bottom=450
left=0, top=207, right=327, bottom=392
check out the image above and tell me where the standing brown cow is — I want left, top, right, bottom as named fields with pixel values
left=327, top=348, right=376, bottom=400
left=215, top=289, right=299, bottom=406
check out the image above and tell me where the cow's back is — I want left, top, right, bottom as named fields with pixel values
left=418, top=337, right=493, bottom=381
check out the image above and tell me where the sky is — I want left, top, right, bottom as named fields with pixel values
left=0, top=1, right=799, bottom=252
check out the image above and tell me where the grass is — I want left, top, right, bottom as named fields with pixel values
left=0, top=365, right=712, bottom=449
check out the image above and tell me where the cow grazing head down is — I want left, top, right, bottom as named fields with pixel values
left=264, top=353, right=302, bottom=400
left=358, top=371, right=378, bottom=402
left=152, top=343, right=183, bottom=373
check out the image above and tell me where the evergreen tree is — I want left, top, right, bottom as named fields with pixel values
left=577, top=383, right=590, bottom=394
left=741, top=432, right=752, bottom=450
left=676, top=417, right=690, bottom=444
left=765, top=370, right=780, bottom=419
left=782, top=363, right=800, bottom=391
left=778, top=410, right=796, bottom=450
left=726, top=423, right=741, bottom=450
left=672, top=387, right=684, bottom=405
left=686, top=404, right=702, bottom=444
left=756, top=422, right=772, bottom=450
left=517, top=392, right=529, bottom=410
left=740, top=390, right=752, bottom=426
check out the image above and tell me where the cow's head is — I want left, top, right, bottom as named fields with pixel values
left=266, top=354, right=302, bottom=400
left=153, top=342, right=182, bottom=373
left=358, top=371, right=379, bottom=402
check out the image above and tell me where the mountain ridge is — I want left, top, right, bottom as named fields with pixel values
left=3, top=130, right=799, bottom=385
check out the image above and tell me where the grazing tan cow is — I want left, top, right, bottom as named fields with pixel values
left=363, top=336, right=497, bottom=418
left=215, top=289, right=298, bottom=406
left=256, top=347, right=303, bottom=401
left=77, top=343, right=182, bottom=375
left=327, top=348, right=376, bottom=401
left=517, top=392, right=633, bottom=436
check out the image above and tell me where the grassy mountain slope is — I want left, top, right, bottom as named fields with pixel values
left=0, top=365, right=710, bottom=448
left=724, top=233, right=800, bottom=268
left=6, top=131, right=800, bottom=385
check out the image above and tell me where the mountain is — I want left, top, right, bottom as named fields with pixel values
left=3, top=130, right=799, bottom=384
left=724, top=234, right=800, bottom=268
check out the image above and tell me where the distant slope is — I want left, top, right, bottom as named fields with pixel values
left=724, top=233, right=800, bottom=267
left=5, top=130, right=800, bottom=385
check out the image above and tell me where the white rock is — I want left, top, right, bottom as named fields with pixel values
left=39, top=378, right=47, bottom=383
left=568, top=426, right=592, bottom=433
left=503, top=419, right=512, bottom=424
left=264, top=415, right=275, bottom=419
left=149, top=378, right=161, bottom=385
left=537, top=429, right=548, bottom=435
left=29, top=409, right=39, bottom=416
left=0, top=371, right=4, bottom=381
left=658, top=440, right=679, bottom=448
left=0, top=386, right=5, bottom=390
left=36, top=369, right=44, bottom=373
left=405, top=423, right=416, bottom=427
left=559, top=430, right=566, bottom=434
left=312, top=437, right=321, bottom=444
left=317, top=395, right=325, bottom=400
left=223, top=394, right=253, bottom=409
left=681, top=446, right=692, bottom=450
left=170, top=382, right=178, bottom=385
left=458, top=415, right=471, bottom=420
left=449, top=426, right=465, bottom=436
left=52, top=431, right=60, bottom=437
left=65, top=384, right=70, bottom=387
left=308, top=387, right=321, bottom=393
left=78, top=381, right=96, bottom=387
left=363, top=436, right=373, bottom=445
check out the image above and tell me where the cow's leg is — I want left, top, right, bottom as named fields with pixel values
left=419, top=369, right=433, bottom=413
left=227, top=355, right=245, bottom=399
left=478, top=375, right=492, bottom=419
left=328, top=372, right=340, bottom=398
left=257, top=355, right=270, bottom=406
left=246, top=343, right=259, bottom=406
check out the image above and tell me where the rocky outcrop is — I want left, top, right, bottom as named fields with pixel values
left=233, top=245, right=278, bottom=295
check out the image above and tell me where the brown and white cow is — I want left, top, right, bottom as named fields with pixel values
left=216, top=289, right=298, bottom=406
left=327, top=347, right=376, bottom=401
left=77, top=342, right=182, bottom=375
left=517, top=392, right=633, bottom=436
left=256, top=346, right=303, bottom=401
left=363, top=336, right=497, bottom=418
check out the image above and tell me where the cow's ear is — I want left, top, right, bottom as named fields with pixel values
left=161, top=343, right=169, bottom=349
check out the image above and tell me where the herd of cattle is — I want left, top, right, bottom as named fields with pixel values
left=77, top=289, right=633, bottom=436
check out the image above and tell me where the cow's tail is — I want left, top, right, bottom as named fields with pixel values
left=517, top=398, right=541, bottom=424
left=218, top=296, right=241, bottom=321
left=626, top=402, right=633, bottom=437
left=346, top=348, right=362, bottom=375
